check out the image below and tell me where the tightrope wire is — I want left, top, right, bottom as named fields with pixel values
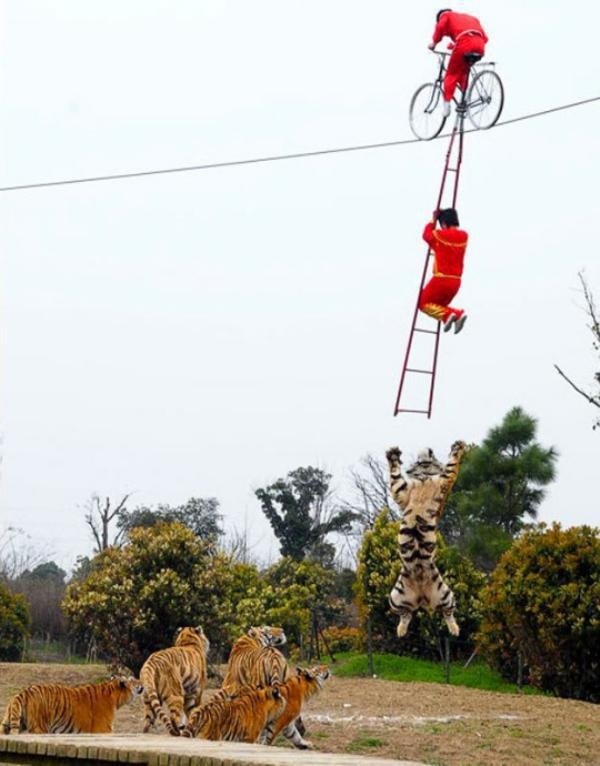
left=0, top=96, right=598, bottom=193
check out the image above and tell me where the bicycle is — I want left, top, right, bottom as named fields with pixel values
left=409, top=50, right=504, bottom=140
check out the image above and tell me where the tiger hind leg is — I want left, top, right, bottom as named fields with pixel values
left=443, top=609, right=460, bottom=636
left=396, top=609, right=413, bottom=637
left=141, top=695, right=157, bottom=733
left=389, top=572, right=416, bottom=638
left=163, top=693, right=186, bottom=736
left=429, top=566, right=460, bottom=636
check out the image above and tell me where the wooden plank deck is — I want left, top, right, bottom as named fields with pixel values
left=0, top=734, right=428, bottom=766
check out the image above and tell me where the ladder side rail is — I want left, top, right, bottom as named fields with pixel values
left=394, top=116, right=466, bottom=417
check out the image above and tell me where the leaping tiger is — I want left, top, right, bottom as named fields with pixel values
left=386, top=441, right=467, bottom=638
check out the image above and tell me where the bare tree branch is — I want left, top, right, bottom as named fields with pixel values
left=555, top=273, right=600, bottom=428
left=554, top=364, right=600, bottom=409
left=84, top=494, right=130, bottom=553
left=0, top=526, right=53, bottom=581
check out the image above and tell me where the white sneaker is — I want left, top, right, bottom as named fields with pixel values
left=454, top=314, right=467, bottom=334
left=442, top=100, right=451, bottom=118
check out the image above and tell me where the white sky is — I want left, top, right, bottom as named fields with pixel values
left=1, top=1, right=599, bottom=573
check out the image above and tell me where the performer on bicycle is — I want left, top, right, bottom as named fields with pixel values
left=428, top=9, right=488, bottom=117
left=419, top=208, right=468, bottom=334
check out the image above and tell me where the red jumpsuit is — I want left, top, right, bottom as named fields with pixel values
left=419, top=221, right=468, bottom=323
left=431, top=12, right=488, bottom=102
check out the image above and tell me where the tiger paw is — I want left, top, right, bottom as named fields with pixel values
left=396, top=621, right=409, bottom=638
left=386, top=447, right=402, bottom=463
left=446, top=619, right=460, bottom=637
left=450, top=440, right=466, bottom=454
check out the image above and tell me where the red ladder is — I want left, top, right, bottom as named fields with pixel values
left=393, top=112, right=466, bottom=417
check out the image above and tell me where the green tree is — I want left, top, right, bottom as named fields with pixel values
left=0, top=582, right=30, bottom=660
left=262, top=557, right=337, bottom=658
left=477, top=523, right=600, bottom=702
left=117, top=497, right=223, bottom=542
left=355, top=509, right=485, bottom=658
left=256, top=466, right=356, bottom=563
left=440, top=407, right=557, bottom=571
left=63, top=522, right=236, bottom=672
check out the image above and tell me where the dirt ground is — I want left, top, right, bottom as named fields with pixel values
left=0, top=662, right=598, bottom=766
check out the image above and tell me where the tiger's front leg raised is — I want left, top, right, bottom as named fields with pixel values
left=385, top=447, right=411, bottom=509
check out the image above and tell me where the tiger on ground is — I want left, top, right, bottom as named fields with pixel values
left=181, top=684, right=285, bottom=742
left=1, top=676, right=142, bottom=734
left=261, top=664, right=330, bottom=749
left=139, top=625, right=209, bottom=736
left=220, top=625, right=288, bottom=694
left=386, top=440, right=467, bottom=638
left=220, top=624, right=307, bottom=739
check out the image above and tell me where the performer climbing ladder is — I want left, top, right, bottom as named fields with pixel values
left=393, top=110, right=466, bottom=418
left=394, top=9, right=503, bottom=418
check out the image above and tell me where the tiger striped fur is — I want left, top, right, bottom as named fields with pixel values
left=182, top=684, right=285, bottom=742
left=262, top=664, right=330, bottom=749
left=386, top=441, right=467, bottom=638
left=0, top=676, right=142, bottom=734
left=139, top=625, right=209, bottom=736
left=221, top=626, right=289, bottom=695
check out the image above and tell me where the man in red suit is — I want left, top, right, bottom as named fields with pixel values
left=419, top=208, right=468, bottom=333
left=428, top=9, right=488, bottom=117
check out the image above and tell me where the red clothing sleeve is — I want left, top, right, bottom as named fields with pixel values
left=431, top=16, right=448, bottom=46
left=422, top=221, right=436, bottom=246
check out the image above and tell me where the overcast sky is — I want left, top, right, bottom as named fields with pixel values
left=1, top=0, right=599, bottom=573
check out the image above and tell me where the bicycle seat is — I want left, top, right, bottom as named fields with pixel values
left=464, top=52, right=482, bottom=65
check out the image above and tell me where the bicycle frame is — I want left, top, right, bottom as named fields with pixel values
left=430, top=50, right=497, bottom=110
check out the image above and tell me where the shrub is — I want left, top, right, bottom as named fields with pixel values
left=62, top=522, right=239, bottom=672
left=0, top=582, right=30, bottom=660
left=477, top=523, right=600, bottom=701
left=321, top=626, right=362, bottom=653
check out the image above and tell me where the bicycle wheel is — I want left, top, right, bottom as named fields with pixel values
left=409, top=83, right=447, bottom=140
left=466, top=69, right=504, bottom=130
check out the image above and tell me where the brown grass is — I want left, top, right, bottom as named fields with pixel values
left=0, top=662, right=598, bottom=765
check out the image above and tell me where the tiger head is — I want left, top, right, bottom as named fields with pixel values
left=174, top=625, right=210, bottom=653
left=406, top=448, right=444, bottom=480
left=108, top=676, right=145, bottom=704
left=295, top=664, right=331, bottom=689
left=247, top=625, right=287, bottom=648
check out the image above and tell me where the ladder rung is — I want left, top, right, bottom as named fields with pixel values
left=396, top=408, right=430, bottom=414
left=406, top=367, right=434, bottom=375
left=414, top=327, right=438, bottom=335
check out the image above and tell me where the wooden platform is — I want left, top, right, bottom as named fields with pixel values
left=0, top=734, right=427, bottom=766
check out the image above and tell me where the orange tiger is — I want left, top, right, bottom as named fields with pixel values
left=263, top=664, right=330, bottom=749
left=221, top=625, right=289, bottom=694
left=139, top=625, right=209, bottom=736
left=182, top=684, right=285, bottom=742
left=0, top=676, right=142, bottom=734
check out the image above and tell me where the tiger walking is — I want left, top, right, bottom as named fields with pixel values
left=386, top=441, right=467, bottom=638
left=1, top=676, right=142, bottom=734
left=139, top=625, right=209, bottom=736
